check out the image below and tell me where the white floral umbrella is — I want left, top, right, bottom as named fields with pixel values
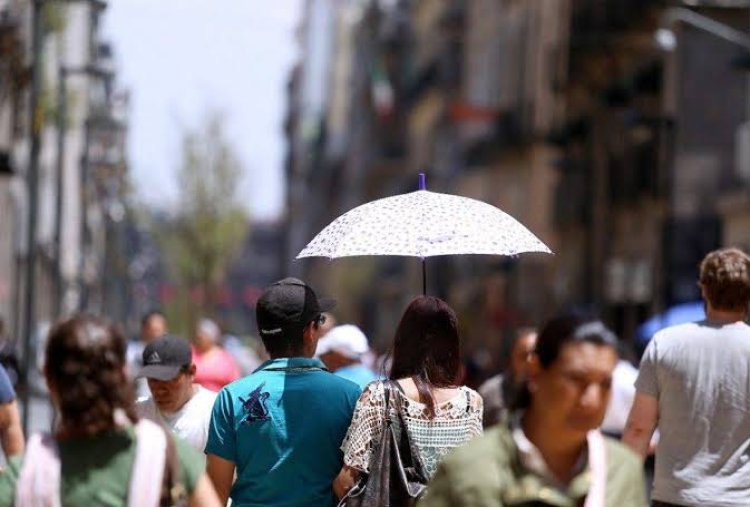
left=297, top=175, right=552, bottom=293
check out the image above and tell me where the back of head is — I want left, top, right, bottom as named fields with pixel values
left=45, top=315, right=136, bottom=436
left=699, top=247, right=750, bottom=312
left=316, top=324, right=370, bottom=360
left=390, top=296, right=461, bottom=416
left=256, top=277, right=334, bottom=358
left=197, top=318, right=221, bottom=342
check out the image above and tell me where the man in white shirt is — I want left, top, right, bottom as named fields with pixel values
left=624, top=247, right=750, bottom=506
left=135, top=335, right=217, bottom=455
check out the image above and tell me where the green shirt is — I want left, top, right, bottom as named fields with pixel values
left=0, top=426, right=203, bottom=506
left=419, top=425, right=647, bottom=507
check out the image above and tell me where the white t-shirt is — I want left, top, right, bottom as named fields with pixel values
left=636, top=320, right=750, bottom=506
left=600, top=359, right=638, bottom=434
left=136, top=385, right=217, bottom=455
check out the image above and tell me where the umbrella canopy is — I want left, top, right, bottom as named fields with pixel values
left=297, top=189, right=552, bottom=259
left=636, top=300, right=705, bottom=346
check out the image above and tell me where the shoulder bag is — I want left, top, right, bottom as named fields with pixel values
left=338, top=380, right=429, bottom=507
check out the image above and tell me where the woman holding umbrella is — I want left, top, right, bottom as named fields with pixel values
left=333, top=296, right=483, bottom=500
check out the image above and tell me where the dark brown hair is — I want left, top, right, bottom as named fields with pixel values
left=45, top=315, right=137, bottom=437
left=389, top=296, right=461, bottom=417
left=699, top=248, right=750, bottom=312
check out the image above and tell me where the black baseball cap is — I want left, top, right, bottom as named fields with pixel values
left=137, top=335, right=192, bottom=381
left=256, top=277, right=335, bottom=338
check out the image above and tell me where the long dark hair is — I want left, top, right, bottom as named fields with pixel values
left=45, top=315, right=137, bottom=437
left=389, top=296, right=461, bottom=417
left=511, top=314, right=618, bottom=410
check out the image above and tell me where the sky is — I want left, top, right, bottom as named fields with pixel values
left=103, top=0, right=302, bottom=220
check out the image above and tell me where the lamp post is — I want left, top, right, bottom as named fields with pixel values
left=655, top=6, right=750, bottom=309
left=20, top=0, right=46, bottom=436
left=656, top=7, right=750, bottom=51
left=20, top=0, right=108, bottom=435
left=80, top=108, right=124, bottom=314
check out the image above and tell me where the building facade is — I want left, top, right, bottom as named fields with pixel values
left=284, top=0, right=750, bottom=373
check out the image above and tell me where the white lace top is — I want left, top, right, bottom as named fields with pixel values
left=341, top=380, right=484, bottom=478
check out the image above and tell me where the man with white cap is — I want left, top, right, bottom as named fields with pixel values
left=316, top=324, right=378, bottom=388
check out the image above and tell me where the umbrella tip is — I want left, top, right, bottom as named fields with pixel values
left=418, top=172, right=426, bottom=190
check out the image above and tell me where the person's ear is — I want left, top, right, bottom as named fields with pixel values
left=187, top=364, right=197, bottom=376
left=302, top=321, right=315, bottom=342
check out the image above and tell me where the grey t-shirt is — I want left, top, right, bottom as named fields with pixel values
left=636, top=320, right=750, bottom=506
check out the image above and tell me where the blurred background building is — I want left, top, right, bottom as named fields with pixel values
left=2, top=0, right=750, bottom=404
left=284, top=0, right=750, bottom=375
left=0, top=0, right=135, bottom=430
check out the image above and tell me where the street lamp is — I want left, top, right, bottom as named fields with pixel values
left=656, top=7, right=750, bottom=52
left=80, top=106, right=125, bottom=313
left=654, top=6, right=750, bottom=309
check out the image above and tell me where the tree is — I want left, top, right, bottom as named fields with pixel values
left=158, top=111, right=248, bottom=325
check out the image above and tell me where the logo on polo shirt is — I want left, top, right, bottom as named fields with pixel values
left=239, top=383, right=271, bottom=424
left=146, top=351, right=162, bottom=364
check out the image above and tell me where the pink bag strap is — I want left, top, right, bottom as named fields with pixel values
left=15, top=433, right=61, bottom=507
left=15, top=420, right=169, bottom=507
left=127, top=419, right=168, bottom=507
left=584, top=430, right=607, bottom=507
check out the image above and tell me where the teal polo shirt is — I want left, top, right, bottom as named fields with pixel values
left=206, top=357, right=361, bottom=507
left=334, top=364, right=380, bottom=389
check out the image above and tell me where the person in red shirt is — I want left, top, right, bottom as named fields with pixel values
left=192, top=319, right=241, bottom=392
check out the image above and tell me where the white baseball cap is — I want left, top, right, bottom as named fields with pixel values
left=316, top=324, right=370, bottom=359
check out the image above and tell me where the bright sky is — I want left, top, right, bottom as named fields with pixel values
left=103, top=0, right=302, bottom=220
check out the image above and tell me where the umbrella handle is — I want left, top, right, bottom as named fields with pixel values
left=419, top=172, right=426, bottom=294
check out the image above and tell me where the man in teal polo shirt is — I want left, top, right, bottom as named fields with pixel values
left=206, top=278, right=361, bottom=506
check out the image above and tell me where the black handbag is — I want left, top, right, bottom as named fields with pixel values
left=338, top=380, right=429, bottom=507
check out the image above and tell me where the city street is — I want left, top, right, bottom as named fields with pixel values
left=1, top=1, right=750, bottom=506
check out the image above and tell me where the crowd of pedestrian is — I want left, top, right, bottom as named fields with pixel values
left=0, top=246, right=747, bottom=506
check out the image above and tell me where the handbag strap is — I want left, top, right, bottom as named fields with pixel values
left=129, top=419, right=167, bottom=507
left=15, top=432, right=61, bottom=507
left=382, top=380, right=392, bottom=422
left=385, top=379, right=427, bottom=478
left=583, top=430, right=607, bottom=507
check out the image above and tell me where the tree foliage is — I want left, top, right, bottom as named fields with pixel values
left=158, top=111, right=248, bottom=320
